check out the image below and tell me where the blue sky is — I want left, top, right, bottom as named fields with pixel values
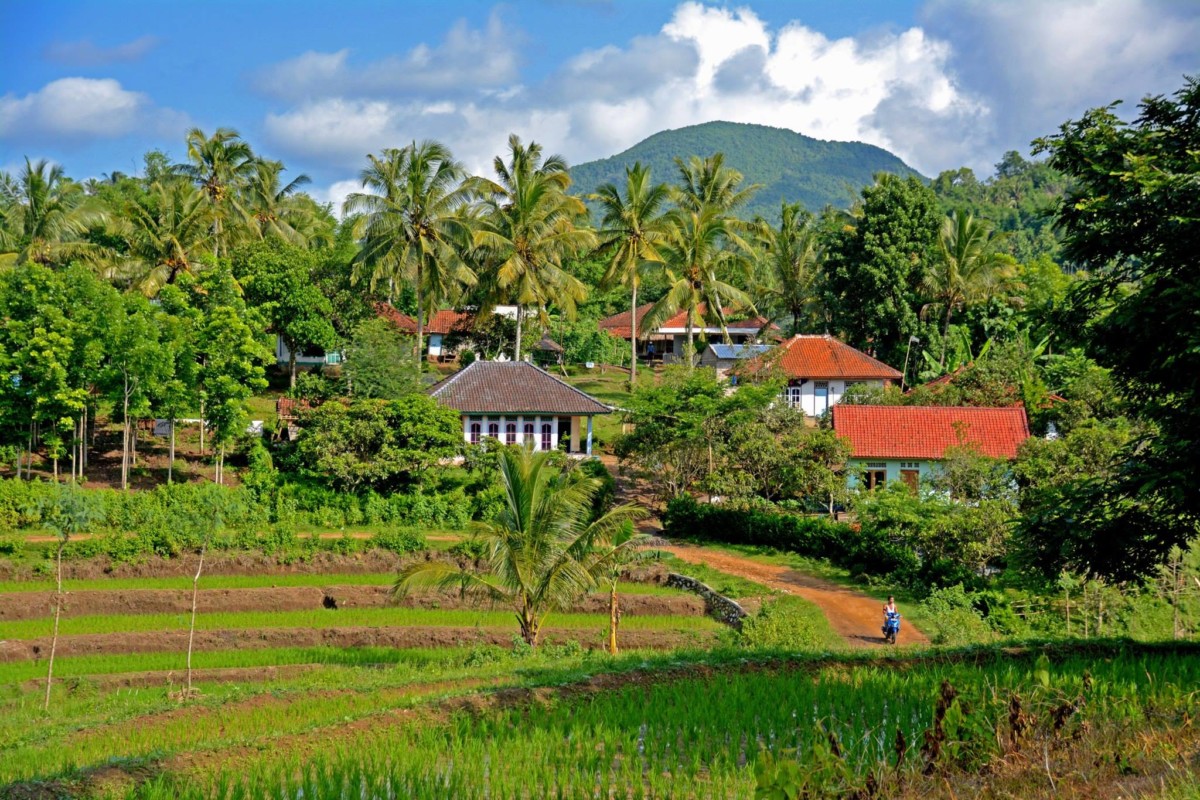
left=3, top=0, right=1197, bottom=207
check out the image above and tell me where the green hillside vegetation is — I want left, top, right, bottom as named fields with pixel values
left=569, top=121, right=924, bottom=220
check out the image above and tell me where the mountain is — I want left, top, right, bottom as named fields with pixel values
left=569, top=121, right=925, bottom=220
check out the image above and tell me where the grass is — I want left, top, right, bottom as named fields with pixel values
left=0, top=605, right=719, bottom=641
left=559, top=365, right=637, bottom=447
left=0, top=572, right=682, bottom=596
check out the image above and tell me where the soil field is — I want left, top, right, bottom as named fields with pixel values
left=0, top=550, right=411, bottom=581
left=0, top=585, right=704, bottom=620
left=1, top=625, right=715, bottom=663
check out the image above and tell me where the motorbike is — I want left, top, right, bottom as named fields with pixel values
left=882, top=610, right=901, bottom=645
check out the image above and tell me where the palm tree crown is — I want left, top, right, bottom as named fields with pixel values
left=924, top=210, right=1010, bottom=364
left=175, top=127, right=256, bottom=257
left=756, top=201, right=824, bottom=335
left=0, top=158, right=104, bottom=266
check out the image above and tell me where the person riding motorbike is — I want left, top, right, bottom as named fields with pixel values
left=881, top=596, right=901, bottom=644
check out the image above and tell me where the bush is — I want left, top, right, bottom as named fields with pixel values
left=739, top=596, right=826, bottom=650
left=662, top=494, right=917, bottom=579
left=370, top=527, right=427, bottom=555
left=448, top=536, right=488, bottom=561
left=577, top=458, right=615, bottom=520
left=919, top=584, right=996, bottom=646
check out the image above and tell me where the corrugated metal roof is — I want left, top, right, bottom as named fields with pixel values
left=708, top=344, right=772, bottom=360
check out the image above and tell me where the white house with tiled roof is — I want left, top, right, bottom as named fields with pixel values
left=428, top=361, right=611, bottom=456
left=599, top=302, right=773, bottom=364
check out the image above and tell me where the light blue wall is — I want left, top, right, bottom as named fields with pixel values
left=846, top=458, right=938, bottom=488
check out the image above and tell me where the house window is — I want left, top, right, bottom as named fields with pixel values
left=541, top=423, right=552, bottom=451
left=523, top=423, right=535, bottom=446
left=813, top=381, right=829, bottom=416
left=469, top=422, right=481, bottom=445
left=487, top=422, right=499, bottom=440
left=786, top=385, right=803, bottom=408
left=865, top=461, right=887, bottom=490
left=505, top=423, right=517, bottom=445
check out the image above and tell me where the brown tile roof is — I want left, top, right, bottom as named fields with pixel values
left=598, top=302, right=772, bottom=339
left=428, top=361, right=611, bottom=415
left=375, top=303, right=475, bottom=335
left=739, top=335, right=902, bottom=381
left=832, top=404, right=1030, bottom=460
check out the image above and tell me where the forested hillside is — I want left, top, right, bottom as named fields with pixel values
left=569, top=121, right=924, bottom=219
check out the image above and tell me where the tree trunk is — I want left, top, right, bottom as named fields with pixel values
left=44, top=538, right=65, bottom=711
left=519, top=607, right=540, bottom=648
left=82, top=404, right=88, bottom=471
left=941, top=304, right=954, bottom=368
left=121, top=376, right=130, bottom=491
left=415, top=263, right=425, bottom=367
left=608, top=582, right=620, bottom=655
left=629, top=283, right=638, bottom=387
left=168, top=419, right=175, bottom=484
left=185, top=540, right=207, bottom=697
left=686, top=317, right=695, bottom=369
left=288, top=342, right=297, bottom=390
left=514, top=306, right=523, bottom=362
left=198, top=400, right=205, bottom=455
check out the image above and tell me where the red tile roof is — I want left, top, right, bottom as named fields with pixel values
left=375, top=303, right=475, bottom=335
left=598, top=303, right=772, bottom=339
left=832, top=405, right=1030, bottom=460
left=746, top=335, right=902, bottom=381
left=428, top=361, right=611, bottom=415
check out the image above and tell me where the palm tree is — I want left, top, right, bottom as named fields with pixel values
left=344, top=141, right=478, bottom=361
left=581, top=524, right=653, bottom=654
left=0, top=158, right=105, bottom=266
left=393, top=446, right=642, bottom=647
left=472, top=135, right=596, bottom=361
left=590, top=163, right=670, bottom=385
left=175, top=127, right=256, bottom=258
left=923, top=210, right=1010, bottom=365
left=241, top=159, right=322, bottom=245
left=756, top=201, right=823, bottom=335
left=671, top=153, right=759, bottom=215
left=112, top=180, right=213, bottom=295
left=644, top=205, right=756, bottom=368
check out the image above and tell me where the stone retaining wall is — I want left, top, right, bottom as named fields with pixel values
left=666, top=572, right=747, bottom=629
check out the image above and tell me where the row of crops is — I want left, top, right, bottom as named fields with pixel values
left=118, top=645, right=1199, bottom=799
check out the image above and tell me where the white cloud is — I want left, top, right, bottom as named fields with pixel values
left=43, top=35, right=161, bottom=66
left=310, top=178, right=363, bottom=218
left=254, top=11, right=521, bottom=103
left=0, top=77, right=187, bottom=144
left=262, top=2, right=984, bottom=178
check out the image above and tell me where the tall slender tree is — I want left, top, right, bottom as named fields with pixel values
left=472, top=135, right=595, bottom=361
left=0, top=158, right=105, bottom=266
left=241, top=159, right=327, bottom=246
left=344, top=141, right=477, bottom=361
left=590, top=163, right=670, bottom=386
left=923, top=210, right=1010, bottom=365
left=112, top=180, right=213, bottom=295
left=755, top=201, right=824, bottom=335
left=175, top=127, right=256, bottom=258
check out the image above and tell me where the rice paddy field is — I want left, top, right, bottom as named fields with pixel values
left=3, top=551, right=1199, bottom=799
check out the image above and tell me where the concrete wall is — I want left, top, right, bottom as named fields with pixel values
left=780, top=379, right=884, bottom=418
left=666, top=573, right=747, bottom=629
left=845, top=458, right=937, bottom=489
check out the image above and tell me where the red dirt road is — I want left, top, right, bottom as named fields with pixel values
left=662, top=544, right=930, bottom=647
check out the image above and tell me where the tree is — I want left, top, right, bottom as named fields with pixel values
left=343, top=317, right=422, bottom=399
left=241, top=159, right=326, bottom=246
left=153, top=286, right=201, bottom=483
left=1019, top=77, right=1200, bottom=579
left=822, top=174, right=941, bottom=365
left=755, top=201, right=824, bottom=335
left=582, top=523, right=652, bottom=654
left=643, top=205, right=755, bottom=368
left=344, top=142, right=477, bottom=362
left=923, top=210, right=1011, bottom=366
left=473, top=134, right=595, bottom=361
left=175, top=127, right=256, bottom=258
left=671, top=153, right=759, bottom=215
left=393, top=446, right=642, bottom=647
left=0, top=158, right=105, bottom=267
left=293, top=395, right=462, bottom=492
left=113, top=180, right=213, bottom=295
left=101, top=293, right=169, bottom=490
left=41, top=485, right=100, bottom=710
left=234, top=240, right=338, bottom=388
left=590, top=163, right=670, bottom=386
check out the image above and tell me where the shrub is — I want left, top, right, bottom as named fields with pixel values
left=448, top=537, right=488, bottom=561
left=370, top=527, right=427, bottom=555
left=920, top=584, right=996, bottom=646
left=739, top=597, right=826, bottom=650
left=577, top=458, right=615, bottom=520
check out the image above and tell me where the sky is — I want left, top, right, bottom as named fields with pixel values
left=2, top=0, right=1197, bottom=211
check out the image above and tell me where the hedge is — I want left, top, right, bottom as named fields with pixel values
left=662, top=494, right=919, bottom=579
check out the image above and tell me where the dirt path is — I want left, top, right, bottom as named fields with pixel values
left=661, top=544, right=930, bottom=647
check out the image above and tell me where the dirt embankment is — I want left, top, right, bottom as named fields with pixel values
left=662, top=544, right=931, bottom=647
left=1, top=585, right=704, bottom=621
left=3, top=626, right=715, bottom=665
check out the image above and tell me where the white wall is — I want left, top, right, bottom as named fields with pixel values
left=780, top=380, right=883, bottom=417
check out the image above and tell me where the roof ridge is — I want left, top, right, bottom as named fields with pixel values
left=427, top=360, right=476, bottom=397
left=524, top=361, right=614, bottom=411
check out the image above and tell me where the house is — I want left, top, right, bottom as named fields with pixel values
left=274, top=338, right=342, bottom=367
left=376, top=305, right=477, bottom=362
left=832, top=404, right=1030, bottom=490
left=598, top=303, right=773, bottom=364
left=699, top=343, right=772, bottom=380
left=740, top=335, right=902, bottom=417
left=428, top=361, right=611, bottom=456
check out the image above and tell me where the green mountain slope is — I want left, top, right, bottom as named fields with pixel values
left=569, top=121, right=925, bottom=220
